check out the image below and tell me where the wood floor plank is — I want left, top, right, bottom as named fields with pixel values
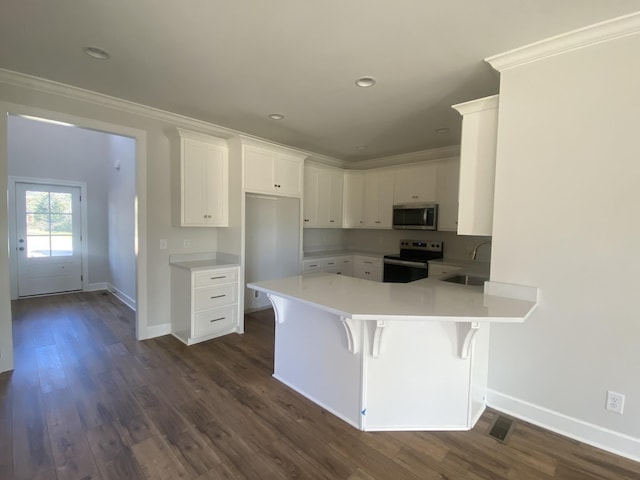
left=130, top=434, right=190, bottom=480
left=12, top=385, right=55, bottom=480
left=85, top=422, right=145, bottom=480
left=0, top=372, right=13, bottom=479
left=42, top=388, right=100, bottom=480
left=5, top=293, right=640, bottom=480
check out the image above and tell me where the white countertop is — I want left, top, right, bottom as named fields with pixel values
left=303, top=249, right=391, bottom=259
left=169, top=252, right=240, bottom=271
left=248, top=272, right=536, bottom=323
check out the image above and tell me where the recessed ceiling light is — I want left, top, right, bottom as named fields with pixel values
left=356, top=145, right=368, bottom=151
left=268, top=113, right=285, bottom=120
left=83, top=46, right=110, bottom=60
left=355, top=77, right=376, bottom=88
left=435, top=127, right=450, bottom=134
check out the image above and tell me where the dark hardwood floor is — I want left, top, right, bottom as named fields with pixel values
left=1, top=291, right=639, bottom=479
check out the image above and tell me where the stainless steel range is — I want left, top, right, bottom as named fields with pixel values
left=383, top=239, right=444, bottom=283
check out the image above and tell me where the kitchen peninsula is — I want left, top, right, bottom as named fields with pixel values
left=248, top=273, right=537, bottom=431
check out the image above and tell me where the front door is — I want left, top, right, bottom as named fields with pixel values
left=15, top=182, right=83, bottom=296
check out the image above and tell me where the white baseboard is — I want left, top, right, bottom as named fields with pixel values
left=143, top=322, right=171, bottom=340
left=85, top=282, right=108, bottom=292
left=487, top=389, right=640, bottom=463
left=106, top=283, right=136, bottom=311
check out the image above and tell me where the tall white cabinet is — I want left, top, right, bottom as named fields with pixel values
left=304, top=164, right=343, bottom=228
left=452, top=95, right=498, bottom=236
left=171, top=128, right=229, bottom=227
left=343, top=171, right=393, bottom=229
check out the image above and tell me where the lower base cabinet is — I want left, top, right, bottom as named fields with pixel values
left=171, top=265, right=241, bottom=345
left=352, top=255, right=383, bottom=282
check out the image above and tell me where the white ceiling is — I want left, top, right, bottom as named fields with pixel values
left=1, top=1, right=638, bottom=161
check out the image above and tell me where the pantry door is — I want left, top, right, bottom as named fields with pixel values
left=15, top=182, right=83, bottom=296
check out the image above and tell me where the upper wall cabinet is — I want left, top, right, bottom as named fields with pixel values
left=171, top=128, right=229, bottom=227
left=343, top=171, right=393, bottom=229
left=452, top=95, right=499, bottom=236
left=343, top=172, right=366, bottom=227
left=244, top=145, right=304, bottom=197
left=364, top=171, right=394, bottom=228
left=435, top=158, right=460, bottom=232
left=393, top=163, right=437, bottom=204
left=304, top=164, right=343, bottom=228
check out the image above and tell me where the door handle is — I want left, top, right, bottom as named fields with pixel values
left=18, top=247, right=24, bottom=251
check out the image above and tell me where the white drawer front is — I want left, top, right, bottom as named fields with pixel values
left=194, top=284, right=237, bottom=311
left=194, top=268, right=238, bottom=287
left=302, top=259, right=322, bottom=273
left=194, top=305, right=237, bottom=337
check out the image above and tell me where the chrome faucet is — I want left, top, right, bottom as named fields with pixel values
left=471, top=241, right=491, bottom=260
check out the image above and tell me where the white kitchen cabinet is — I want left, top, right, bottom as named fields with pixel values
left=171, top=265, right=241, bottom=345
left=172, top=128, right=229, bottom=227
left=343, top=172, right=366, bottom=227
left=393, top=163, right=437, bottom=205
left=303, top=255, right=352, bottom=276
left=353, top=255, right=383, bottom=282
left=436, top=158, right=460, bottom=232
left=304, top=164, right=343, bottom=228
left=302, top=258, right=322, bottom=274
left=335, top=256, right=353, bottom=276
left=244, top=145, right=303, bottom=197
left=344, top=171, right=393, bottom=229
left=452, top=95, right=498, bottom=236
left=364, top=171, right=394, bottom=229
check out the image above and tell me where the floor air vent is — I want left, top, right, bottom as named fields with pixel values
left=488, top=415, right=514, bottom=442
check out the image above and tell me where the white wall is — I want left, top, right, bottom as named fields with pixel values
left=8, top=115, right=112, bottom=286
left=488, top=33, right=640, bottom=457
left=107, top=134, right=136, bottom=307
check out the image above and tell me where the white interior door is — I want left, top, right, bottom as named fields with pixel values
left=15, top=182, right=83, bottom=296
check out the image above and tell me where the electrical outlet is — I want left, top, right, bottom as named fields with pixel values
left=605, top=391, right=625, bottom=414
left=183, top=239, right=190, bottom=248
left=159, top=239, right=167, bottom=250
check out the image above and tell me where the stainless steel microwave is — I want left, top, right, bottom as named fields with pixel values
left=392, top=204, right=438, bottom=230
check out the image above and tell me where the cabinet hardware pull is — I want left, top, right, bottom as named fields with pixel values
left=210, top=294, right=226, bottom=299
left=210, top=317, right=226, bottom=322
left=329, top=220, right=334, bottom=223
left=210, top=276, right=226, bottom=280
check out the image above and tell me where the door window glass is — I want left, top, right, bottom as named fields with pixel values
left=25, top=190, right=73, bottom=257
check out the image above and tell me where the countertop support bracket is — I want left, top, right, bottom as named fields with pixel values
left=458, top=321, right=480, bottom=359
left=372, top=320, right=387, bottom=359
left=267, top=294, right=286, bottom=324
left=340, top=317, right=359, bottom=355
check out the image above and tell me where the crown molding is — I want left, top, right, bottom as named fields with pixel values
left=346, top=145, right=460, bottom=170
left=0, top=68, right=344, bottom=164
left=486, top=11, right=640, bottom=72
left=0, top=68, right=239, bottom=139
left=452, top=95, right=499, bottom=116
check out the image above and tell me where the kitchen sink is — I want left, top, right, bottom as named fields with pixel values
left=440, top=273, right=487, bottom=286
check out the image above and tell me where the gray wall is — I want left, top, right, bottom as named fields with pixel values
left=107, top=134, right=137, bottom=305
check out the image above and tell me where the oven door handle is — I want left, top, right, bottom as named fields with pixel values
left=383, top=258, right=428, bottom=269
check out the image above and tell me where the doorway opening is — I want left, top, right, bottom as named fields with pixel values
left=6, top=113, right=138, bottom=312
